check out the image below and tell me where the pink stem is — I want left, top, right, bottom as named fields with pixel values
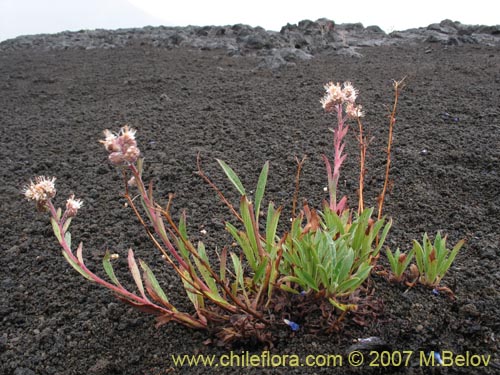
left=47, top=200, right=206, bottom=329
left=325, top=104, right=349, bottom=212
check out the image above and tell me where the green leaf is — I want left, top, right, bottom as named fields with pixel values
left=280, top=284, right=300, bottom=294
left=226, top=222, right=257, bottom=271
left=265, top=203, right=280, bottom=253
left=139, top=259, right=176, bottom=310
left=294, top=268, right=319, bottom=292
left=337, top=277, right=363, bottom=295
left=386, top=247, right=398, bottom=273
left=230, top=253, right=244, bottom=287
left=280, top=276, right=306, bottom=289
left=254, top=161, right=269, bottom=220
left=103, top=250, right=123, bottom=287
left=62, top=217, right=72, bottom=233
left=140, top=197, right=154, bottom=225
left=62, top=251, right=93, bottom=281
left=439, top=239, right=464, bottom=278
left=230, top=253, right=250, bottom=305
left=253, top=258, right=268, bottom=284
left=375, top=219, right=392, bottom=256
left=240, top=197, right=259, bottom=260
left=51, top=218, right=62, bottom=243
left=192, top=242, right=218, bottom=292
left=204, top=290, right=233, bottom=308
left=180, top=270, right=203, bottom=310
left=64, top=231, right=71, bottom=249
left=336, top=249, right=354, bottom=285
left=128, top=249, right=146, bottom=299
left=217, top=159, right=246, bottom=196
left=328, top=298, right=354, bottom=312
left=413, top=239, right=425, bottom=272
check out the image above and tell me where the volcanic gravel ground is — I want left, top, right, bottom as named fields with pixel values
left=1, top=44, right=499, bottom=374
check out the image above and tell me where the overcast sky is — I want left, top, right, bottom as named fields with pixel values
left=1, top=0, right=498, bottom=42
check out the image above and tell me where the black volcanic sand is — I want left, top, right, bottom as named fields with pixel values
left=1, top=44, right=499, bottom=374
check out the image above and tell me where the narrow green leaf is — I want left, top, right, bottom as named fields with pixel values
left=240, top=197, right=259, bottom=260
left=103, top=250, right=123, bottom=287
left=280, top=276, right=306, bottom=289
left=386, top=247, right=398, bottom=272
left=439, top=239, right=464, bottom=278
left=253, top=257, right=268, bottom=284
left=337, top=249, right=354, bottom=284
left=140, top=259, right=176, bottom=310
left=217, top=159, right=246, bottom=196
left=56, top=207, right=62, bottom=220
left=254, top=161, right=269, bottom=220
left=294, top=268, right=319, bottom=292
left=413, top=239, right=425, bottom=272
left=140, top=197, right=154, bottom=225
left=265, top=203, right=281, bottom=253
left=62, top=217, right=72, bottom=233
left=230, top=253, right=244, bottom=287
left=180, top=269, right=203, bottom=310
left=230, top=253, right=250, bottom=305
left=51, top=218, right=62, bottom=243
left=280, top=284, right=300, bottom=294
left=328, top=298, right=353, bottom=312
left=204, top=290, right=233, bottom=308
left=62, top=251, right=93, bottom=281
left=337, top=277, right=363, bottom=295
left=64, top=231, right=71, bottom=249
left=192, top=242, right=218, bottom=292
left=226, top=222, right=257, bottom=271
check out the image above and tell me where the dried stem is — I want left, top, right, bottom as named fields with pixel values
left=357, top=117, right=367, bottom=214
left=377, top=78, right=405, bottom=221
left=196, top=152, right=243, bottom=223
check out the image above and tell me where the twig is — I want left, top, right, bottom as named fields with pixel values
left=377, top=77, right=405, bottom=221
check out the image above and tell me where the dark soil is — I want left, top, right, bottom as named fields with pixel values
left=1, top=43, right=499, bottom=374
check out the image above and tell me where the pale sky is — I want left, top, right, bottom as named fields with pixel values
left=0, top=0, right=498, bottom=42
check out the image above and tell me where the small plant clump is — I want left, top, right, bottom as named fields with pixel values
left=24, top=80, right=464, bottom=346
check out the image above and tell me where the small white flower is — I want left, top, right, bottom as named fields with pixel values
left=346, top=103, right=364, bottom=119
left=342, top=81, right=358, bottom=103
left=23, top=176, right=57, bottom=202
left=321, top=81, right=345, bottom=112
left=65, top=194, right=83, bottom=217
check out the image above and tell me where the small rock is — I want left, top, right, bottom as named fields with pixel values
left=460, top=303, right=480, bottom=317
left=14, top=368, right=36, bottom=375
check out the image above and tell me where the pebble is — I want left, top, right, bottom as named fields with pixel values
left=460, top=303, right=480, bottom=317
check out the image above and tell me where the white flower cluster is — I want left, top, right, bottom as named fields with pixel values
left=23, top=176, right=57, bottom=202
left=320, top=81, right=364, bottom=119
left=100, top=125, right=140, bottom=165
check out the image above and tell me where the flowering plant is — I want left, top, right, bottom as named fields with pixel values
left=24, top=79, right=463, bottom=345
